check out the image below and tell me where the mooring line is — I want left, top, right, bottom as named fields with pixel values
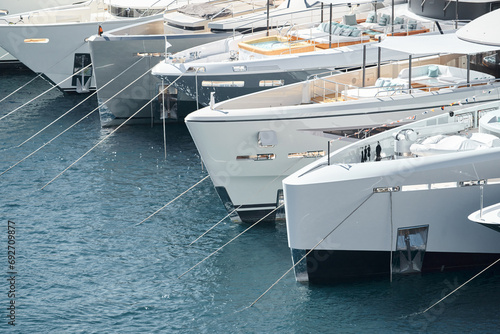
left=17, top=90, right=98, bottom=147
left=178, top=203, right=284, bottom=279
left=0, top=40, right=87, bottom=105
left=17, top=57, right=146, bottom=147
left=0, top=64, right=92, bottom=121
left=190, top=157, right=305, bottom=245
left=420, top=257, right=500, bottom=314
left=0, top=73, right=43, bottom=104
left=40, top=71, right=187, bottom=190
left=39, top=74, right=58, bottom=89
left=0, top=59, right=150, bottom=177
left=248, top=192, right=375, bottom=308
left=189, top=205, right=242, bottom=246
left=136, top=175, right=210, bottom=226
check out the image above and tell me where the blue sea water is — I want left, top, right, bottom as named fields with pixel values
left=1, top=69, right=499, bottom=333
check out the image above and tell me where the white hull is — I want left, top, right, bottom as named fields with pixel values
left=0, top=0, right=78, bottom=66
left=89, top=19, right=233, bottom=126
left=88, top=0, right=336, bottom=125
left=153, top=32, right=412, bottom=106
left=283, top=101, right=500, bottom=282
left=286, top=151, right=500, bottom=252
left=0, top=6, right=162, bottom=92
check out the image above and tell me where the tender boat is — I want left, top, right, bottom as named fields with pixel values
left=283, top=100, right=500, bottom=283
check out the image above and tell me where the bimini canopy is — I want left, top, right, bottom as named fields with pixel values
left=377, top=32, right=500, bottom=55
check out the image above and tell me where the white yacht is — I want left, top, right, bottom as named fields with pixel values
left=185, top=37, right=500, bottom=223
left=0, top=0, right=78, bottom=68
left=89, top=0, right=372, bottom=126
left=283, top=100, right=500, bottom=283
left=89, top=0, right=282, bottom=126
left=0, top=0, right=204, bottom=93
left=152, top=3, right=449, bottom=107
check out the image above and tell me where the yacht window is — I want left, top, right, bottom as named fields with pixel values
left=136, top=52, right=163, bottom=58
left=202, top=81, right=244, bottom=87
left=325, top=125, right=399, bottom=138
left=109, top=6, right=163, bottom=18
left=430, top=182, right=457, bottom=189
left=166, top=22, right=206, bottom=31
left=477, top=107, right=499, bottom=119
left=186, top=67, right=205, bottom=72
left=459, top=180, right=485, bottom=187
left=487, top=178, right=500, bottom=185
left=236, top=154, right=275, bottom=161
left=24, top=38, right=49, bottom=43
left=288, top=151, right=325, bottom=158
left=259, top=80, right=284, bottom=87
left=401, top=184, right=429, bottom=191
left=373, top=186, right=400, bottom=193
left=233, top=66, right=247, bottom=72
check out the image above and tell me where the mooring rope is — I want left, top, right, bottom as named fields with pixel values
left=0, top=58, right=150, bottom=177
left=17, top=57, right=145, bottom=147
left=190, top=157, right=305, bottom=245
left=0, top=73, right=43, bottom=104
left=0, top=40, right=88, bottom=105
left=0, top=64, right=92, bottom=121
left=178, top=203, right=284, bottom=279
left=136, top=175, right=210, bottom=226
left=19, top=93, right=98, bottom=147
left=39, top=74, right=58, bottom=89
left=189, top=205, right=242, bottom=246
left=40, top=71, right=187, bottom=190
left=420, top=257, right=500, bottom=314
left=248, top=192, right=375, bottom=308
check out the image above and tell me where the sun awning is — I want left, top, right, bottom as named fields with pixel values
left=378, top=32, right=500, bottom=55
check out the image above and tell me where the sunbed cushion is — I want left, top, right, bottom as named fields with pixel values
left=343, top=14, right=357, bottom=26
left=366, top=11, right=376, bottom=23
left=378, top=14, right=390, bottom=26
